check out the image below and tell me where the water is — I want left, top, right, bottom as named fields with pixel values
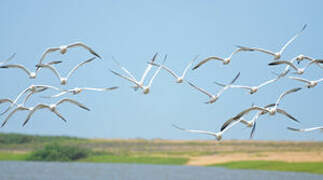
left=0, top=161, right=322, bottom=180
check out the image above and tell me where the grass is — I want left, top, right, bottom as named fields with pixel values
left=80, top=154, right=188, bottom=165
left=211, top=160, right=323, bottom=174
left=1, top=133, right=323, bottom=174
left=0, top=151, right=29, bottom=161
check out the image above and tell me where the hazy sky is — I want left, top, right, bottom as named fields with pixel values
left=0, top=0, right=322, bottom=141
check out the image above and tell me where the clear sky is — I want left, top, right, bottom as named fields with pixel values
left=0, top=0, right=322, bottom=141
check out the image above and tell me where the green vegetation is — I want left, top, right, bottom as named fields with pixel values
left=27, top=143, right=91, bottom=161
left=80, top=155, right=188, bottom=165
left=1, top=133, right=323, bottom=173
left=0, top=151, right=28, bottom=161
left=211, top=161, right=323, bottom=174
left=0, top=133, right=83, bottom=144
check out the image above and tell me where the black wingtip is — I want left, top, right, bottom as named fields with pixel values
left=230, top=72, right=240, bottom=84
left=192, top=65, right=199, bottom=70
left=302, top=24, right=307, bottom=32
left=268, top=62, right=278, bottom=66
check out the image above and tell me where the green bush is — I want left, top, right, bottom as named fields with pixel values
left=27, top=143, right=91, bottom=161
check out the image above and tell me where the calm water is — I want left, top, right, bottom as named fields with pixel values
left=0, top=161, right=322, bottom=180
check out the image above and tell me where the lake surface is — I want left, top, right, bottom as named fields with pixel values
left=0, top=161, right=322, bottom=180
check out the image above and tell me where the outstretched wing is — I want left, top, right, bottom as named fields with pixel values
left=236, top=45, right=276, bottom=56
left=0, top=64, right=32, bottom=76
left=66, top=57, right=96, bottom=80
left=187, top=81, right=213, bottom=98
left=67, top=42, right=101, bottom=59
left=56, top=98, right=90, bottom=111
left=279, top=24, right=307, bottom=54
left=192, top=56, right=224, bottom=70
left=172, top=124, right=217, bottom=136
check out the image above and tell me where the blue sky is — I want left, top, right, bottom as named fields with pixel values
left=0, top=0, right=322, bottom=141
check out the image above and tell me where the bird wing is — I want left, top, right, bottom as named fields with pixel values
left=22, top=92, right=34, bottom=105
left=0, top=98, right=13, bottom=104
left=213, top=81, right=227, bottom=87
left=1, top=106, right=30, bottom=127
left=221, top=119, right=242, bottom=133
left=279, top=24, right=307, bottom=54
left=305, top=59, right=323, bottom=70
left=220, top=118, right=236, bottom=132
left=233, top=106, right=269, bottom=120
left=36, top=64, right=62, bottom=82
left=150, top=62, right=179, bottom=79
left=38, top=47, right=60, bottom=66
left=229, top=72, right=240, bottom=85
left=229, top=85, right=253, bottom=90
left=276, top=109, right=299, bottom=123
left=182, top=55, right=199, bottom=78
left=0, top=64, right=32, bottom=76
left=0, top=88, right=28, bottom=116
left=66, top=57, right=96, bottom=80
left=268, top=60, right=299, bottom=71
left=147, top=55, right=165, bottom=88
left=139, top=53, right=158, bottom=84
left=172, top=124, right=217, bottom=136
left=56, top=98, right=90, bottom=111
left=23, top=104, right=49, bottom=126
left=43, top=91, right=69, bottom=98
left=288, top=76, right=311, bottom=84
left=228, top=47, right=253, bottom=59
left=192, top=56, right=224, bottom=70
left=250, top=122, right=257, bottom=139
left=216, top=72, right=240, bottom=96
left=0, top=53, right=16, bottom=65
left=82, top=87, right=118, bottom=91
left=287, top=127, right=304, bottom=132
left=111, top=56, right=137, bottom=81
left=257, top=78, right=278, bottom=88
left=52, top=109, right=67, bottom=122
left=236, top=45, right=276, bottom=56
left=275, top=87, right=302, bottom=106
left=187, top=81, right=213, bottom=98
left=67, top=42, right=101, bottom=58
left=35, top=85, right=60, bottom=91
left=110, top=69, right=141, bottom=87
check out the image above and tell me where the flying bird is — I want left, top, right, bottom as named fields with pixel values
left=111, top=53, right=158, bottom=91
left=37, top=42, right=101, bottom=70
left=172, top=119, right=242, bottom=141
left=216, top=76, right=279, bottom=94
left=36, top=57, right=96, bottom=85
left=0, top=53, right=15, bottom=65
left=0, top=60, right=62, bottom=79
left=110, top=55, right=166, bottom=94
left=220, top=104, right=276, bottom=132
left=22, top=98, right=90, bottom=126
left=1, top=85, right=60, bottom=115
left=268, top=59, right=323, bottom=75
left=187, top=72, right=240, bottom=104
left=1, top=105, right=31, bottom=127
left=150, top=55, right=198, bottom=83
left=221, top=102, right=299, bottom=133
left=192, top=48, right=253, bottom=70
left=42, top=86, right=118, bottom=98
left=237, top=24, right=307, bottom=60
left=288, top=76, right=323, bottom=88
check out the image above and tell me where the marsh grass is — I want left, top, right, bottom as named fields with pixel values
left=79, top=154, right=188, bottom=165
left=211, top=161, right=323, bottom=174
left=0, top=151, right=29, bottom=161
